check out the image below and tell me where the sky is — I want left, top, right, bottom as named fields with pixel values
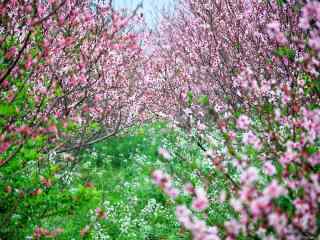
left=113, top=0, right=175, bottom=27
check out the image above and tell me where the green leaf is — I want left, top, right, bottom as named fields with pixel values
left=187, top=91, right=193, bottom=105
left=274, top=196, right=295, bottom=217
left=198, top=95, right=209, bottom=106
left=288, top=163, right=298, bottom=175
left=234, top=110, right=243, bottom=118
left=0, top=104, right=16, bottom=116
left=274, top=47, right=295, bottom=61
left=308, top=103, right=320, bottom=110
left=34, top=27, right=44, bottom=44
left=89, top=122, right=101, bottom=131
left=23, top=149, right=38, bottom=160
left=276, top=0, right=287, bottom=6
left=262, top=102, right=274, bottom=114
left=305, top=145, right=318, bottom=155
left=235, top=42, right=241, bottom=50
left=55, top=86, right=63, bottom=97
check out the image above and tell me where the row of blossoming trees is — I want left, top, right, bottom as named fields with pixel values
left=0, top=0, right=148, bottom=238
left=1, top=0, right=320, bottom=238
left=149, top=0, right=320, bottom=239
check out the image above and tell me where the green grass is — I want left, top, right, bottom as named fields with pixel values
left=37, top=121, right=232, bottom=239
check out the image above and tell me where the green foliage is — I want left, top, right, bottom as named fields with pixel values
left=276, top=0, right=287, bottom=7
left=262, top=102, right=274, bottom=114
left=274, top=47, right=295, bottom=61
left=187, top=91, right=193, bottom=106
left=0, top=103, right=16, bottom=116
left=301, top=73, right=320, bottom=98
left=198, top=95, right=210, bottom=106
left=274, top=196, right=295, bottom=218
left=9, top=122, right=231, bottom=239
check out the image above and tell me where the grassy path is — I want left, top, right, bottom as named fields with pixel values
left=44, top=122, right=231, bottom=239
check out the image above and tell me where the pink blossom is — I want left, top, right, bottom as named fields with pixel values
left=164, top=187, right=180, bottom=199
left=184, top=182, right=195, bottom=195
left=242, top=131, right=262, bottom=150
left=263, top=180, right=287, bottom=199
left=175, top=205, right=196, bottom=232
left=230, top=198, right=243, bottom=212
left=309, top=152, right=320, bottom=166
left=95, top=207, right=107, bottom=220
left=151, top=170, right=171, bottom=188
left=158, top=147, right=172, bottom=160
left=228, top=131, right=236, bottom=141
left=268, top=213, right=287, bottom=234
left=309, top=35, right=320, bottom=50
left=192, top=187, right=209, bottom=212
left=299, top=1, right=320, bottom=30
left=176, top=205, right=191, bottom=218
left=25, top=4, right=32, bottom=13
left=266, top=21, right=288, bottom=44
left=240, top=167, right=259, bottom=185
left=0, top=141, right=10, bottom=153
left=250, top=196, right=270, bottom=217
left=5, top=47, right=17, bottom=59
left=192, top=218, right=207, bottom=233
left=152, top=170, right=179, bottom=198
left=1, top=80, right=9, bottom=88
left=236, top=115, right=251, bottom=130
left=279, top=150, right=296, bottom=166
left=197, top=121, right=207, bottom=131
left=204, top=227, right=220, bottom=240
left=192, top=197, right=209, bottom=212
left=25, top=56, right=33, bottom=70
left=224, top=219, right=241, bottom=235
left=263, top=161, right=276, bottom=176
